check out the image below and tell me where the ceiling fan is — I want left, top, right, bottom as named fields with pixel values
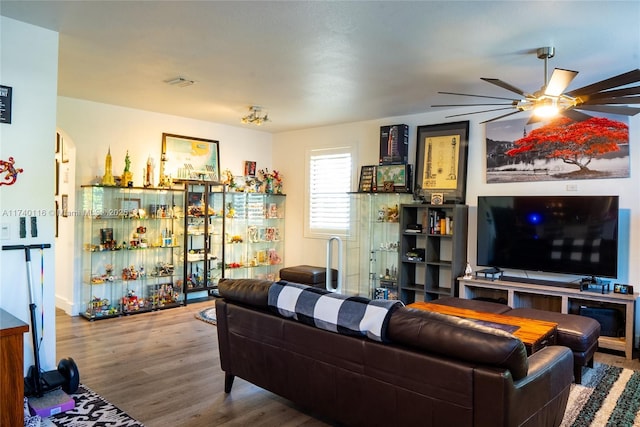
left=432, top=47, right=640, bottom=124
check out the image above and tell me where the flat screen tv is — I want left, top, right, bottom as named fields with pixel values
left=477, top=195, right=619, bottom=278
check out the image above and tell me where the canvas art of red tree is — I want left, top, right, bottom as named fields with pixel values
left=506, top=117, right=628, bottom=172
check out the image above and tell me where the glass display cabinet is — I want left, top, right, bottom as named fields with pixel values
left=80, top=185, right=185, bottom=320
left=182, top=181, right=226, bottom=298
left=222, top=192, right=285, bottom=282
left=345, top=192, right=414, bottom=299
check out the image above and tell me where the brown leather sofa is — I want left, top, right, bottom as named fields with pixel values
left=216, top=279, right=574, bottom=427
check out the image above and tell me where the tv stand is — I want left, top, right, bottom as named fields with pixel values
left=458, top=276, right=636, bottom=359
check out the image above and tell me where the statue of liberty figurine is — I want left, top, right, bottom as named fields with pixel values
left=121, top=150, right=133, bottom=187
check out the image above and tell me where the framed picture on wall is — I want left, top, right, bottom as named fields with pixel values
left=161, top=133, right=220, bottom=181
left=60, top=134, right=69, bottom=163
left=61, top=194, right=69, bottom=217
left=358, top=165, right=376, bottom=192
left=415, top=121, right=469, bottom=203
left=375, top=164, right=411, bottom=193
left=55, top=160, right=60, bottom=196
left=244, top=160, right=257, bottom=177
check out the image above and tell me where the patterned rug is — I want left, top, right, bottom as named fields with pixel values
left=562, top=362, right=640, bottom=426
left=38, top=384, right=144, bottom=426
left=195, top=304, right=217, bottom=325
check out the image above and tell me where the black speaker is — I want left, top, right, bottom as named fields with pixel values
left=579, top=306, right=624, bottom=337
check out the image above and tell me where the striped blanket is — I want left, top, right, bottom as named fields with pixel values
left=268, top=281, right=402, bottom=342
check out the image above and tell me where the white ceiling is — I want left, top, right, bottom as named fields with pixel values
left=1, top=1, right=639, bottom=133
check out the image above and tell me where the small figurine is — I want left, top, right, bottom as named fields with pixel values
left=121, top=150, right=133, bottom=187
left=101, top=148, right=116, bottom=186
left=144, top=155, right=154, bottom=187
left=464, top=262, right=473, bottom=279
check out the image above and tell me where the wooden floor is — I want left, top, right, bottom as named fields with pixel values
left=56, top=301, right=640, bottom=426
left=55, top=300, right=331, bottom=427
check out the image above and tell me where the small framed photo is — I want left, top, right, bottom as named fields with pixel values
left=244, top=161, right=257, bottom=177
left=375, top=164, right=411, bottom=193
left=61, top=135, right=69, bottom=163
left=55, top=200, right=59, bottom=237
left=358, top=165, right=376, bottom=192
left=55, top=160, right=60, bottom=196
left=61, top=194, right=69, bottom=217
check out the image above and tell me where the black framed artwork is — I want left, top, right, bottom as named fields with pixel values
left=415, top=121, right=469, bottom=203
left=161, top=133, right=220, bottom=181
left=0, top=85, right=12, bottom=124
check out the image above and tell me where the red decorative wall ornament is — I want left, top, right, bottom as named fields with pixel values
left=0, top=156, right=24, bottom=186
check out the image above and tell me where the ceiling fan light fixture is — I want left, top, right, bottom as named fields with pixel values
left=533, top=97, right=560, bottom=118
left=165, top=76, right=195, bottom=87
left=241, top=106, right=270, bottom=125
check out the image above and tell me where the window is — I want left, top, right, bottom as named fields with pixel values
left=305, top=147, right=354, bottom=238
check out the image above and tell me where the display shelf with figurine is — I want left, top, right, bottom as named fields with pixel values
left=80, top=185, right=186, bottom=320
left=181, top=180, right=226, bottom=299
left=222, top=192, right=285, bottom=283
left=345, top=192, right=414, bottom=298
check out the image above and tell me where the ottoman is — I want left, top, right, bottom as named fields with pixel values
left=507, top=307, right=601, bottom=384
left=279, top=265, right=338, bottom=290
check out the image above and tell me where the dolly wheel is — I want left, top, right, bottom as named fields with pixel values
left=58, top=357, right=80, bottom=394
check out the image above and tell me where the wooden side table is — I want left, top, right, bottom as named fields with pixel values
left=0, top=308, right=29, bottom=426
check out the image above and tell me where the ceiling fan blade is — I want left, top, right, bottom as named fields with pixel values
left=581, top=96, right=640, bottom=106
left=432, top=103, right=514, bottom=107
left=565, top=69, right=640, bottom=98
left=559, top=109, right=593, bottom=122
left=438, top=91, right=518, bottom=101
left=583, top=85, right=640, bottom=100
left=479, top=110, right=524, bottom=124
left=444, top=107, right=516, bottom=119
left=480, top=78, right=528, bottom=97
left=575, top=104, right=640, bottom=116
left=545, top=68, right=579, bottom=97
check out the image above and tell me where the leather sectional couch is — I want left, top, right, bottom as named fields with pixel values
left=216, top=278, right=574, bottom=427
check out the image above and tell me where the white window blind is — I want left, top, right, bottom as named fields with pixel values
left=305, top=148, right=352, bottom=237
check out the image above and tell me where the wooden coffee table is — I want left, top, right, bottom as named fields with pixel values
left=408, top=302, right=558, bottom=355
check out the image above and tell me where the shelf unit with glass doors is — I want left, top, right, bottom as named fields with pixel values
left=222, top=192, right=285, bottom=282
left=181, top=180, right=226, bottom=299
left=345, top=192, right=414, bottom=299
left=80, top=185, right=185, bottom=320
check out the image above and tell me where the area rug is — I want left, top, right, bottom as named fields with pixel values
left=195, top=304, right=216, bottom=325
left=40, top=384, right=144, bottom=427
left=562, top=362, right=640, bottom=426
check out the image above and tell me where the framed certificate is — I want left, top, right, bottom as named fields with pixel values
left=415, top=121, right=469, bottom=203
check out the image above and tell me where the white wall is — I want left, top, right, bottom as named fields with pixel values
left=56, top=97, right=273, bottom=313
left=0, top=17, right=59, bottom=373
left=273, top=110, right=640, bottom=300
